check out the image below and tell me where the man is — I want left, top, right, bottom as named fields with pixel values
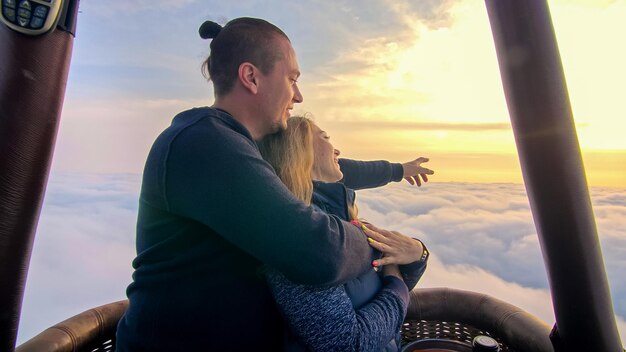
left=116, top=17, right=432, bottom=351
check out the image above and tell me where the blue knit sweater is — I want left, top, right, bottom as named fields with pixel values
left=266, top=270, right=409, bottom=352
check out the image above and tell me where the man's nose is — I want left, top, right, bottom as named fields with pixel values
left=334, top=149, right=341, bottom=156
left=293, top=84, right=303, bottom=103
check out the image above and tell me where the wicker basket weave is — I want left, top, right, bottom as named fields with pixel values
left=401, top=319, right=510, bottom=351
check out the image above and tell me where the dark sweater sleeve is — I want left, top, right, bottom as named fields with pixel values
left=265, top=268, right=409, bottom=352
left=399, top=240, right=429, bottom=291
left=338, top=159, right=404, bottom=190
left=161, top=117, right=373, bottom=286
left=399, top=260, right=428, bottom=292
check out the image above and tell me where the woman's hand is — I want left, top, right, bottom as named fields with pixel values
left=402, top=157, right=434, bottom=187
left=362, top=223, right=425, bottom=267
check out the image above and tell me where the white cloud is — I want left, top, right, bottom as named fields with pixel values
left=16, top=175, right=626, bottom=346
left=356, top=181, right=626, bottom=344
left=18, top=173, right=140, bottom=344
left=418, top=255, right=555, bottom=324
left=357, top=183, right=547, bottom=287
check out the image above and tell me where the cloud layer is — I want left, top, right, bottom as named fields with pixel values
left=18, top=173, right=140, bottom=344
left=16, top=174, right=626, bottom=346
left=356, top=181, right=626, bottom=342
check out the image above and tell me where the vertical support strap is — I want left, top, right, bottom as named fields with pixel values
left=0, top=2, right=78, bottom=348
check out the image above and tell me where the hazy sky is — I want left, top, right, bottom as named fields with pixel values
left=51, top=0, right=626, bottom=186
left=17, top=175, right=626, bottom=345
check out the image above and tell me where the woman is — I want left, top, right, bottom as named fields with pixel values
left=258, top=116, right=430, bottom=351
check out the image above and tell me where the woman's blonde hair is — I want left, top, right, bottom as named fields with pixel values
left=258, top=116, right=358, bottom=220
left=258, top=116, right=315, bottom=205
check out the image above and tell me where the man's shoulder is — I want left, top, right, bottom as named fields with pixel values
left=143, top=107, right=259, bottom=174
left=171, top=107, right=239, bottom=132
left=172, top=106, right=215, bottom=124
left=158, top=107, right=254, bottom=146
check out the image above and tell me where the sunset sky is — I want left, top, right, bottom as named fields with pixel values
left=53, top=0, right=626, bottom=187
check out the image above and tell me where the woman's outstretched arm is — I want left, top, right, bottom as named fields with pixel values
left=338, top=157, right=433, bottom=190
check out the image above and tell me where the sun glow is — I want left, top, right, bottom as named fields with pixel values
left=296, top=0, right=626, bottom=187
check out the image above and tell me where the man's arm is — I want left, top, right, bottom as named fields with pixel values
left=162, top=120, right=372, bottom=286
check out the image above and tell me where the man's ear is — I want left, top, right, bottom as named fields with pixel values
left=239, top=62, right=259, bottom=94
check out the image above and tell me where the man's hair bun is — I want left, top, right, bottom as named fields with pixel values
left=199, top=21, right=222, bottom=39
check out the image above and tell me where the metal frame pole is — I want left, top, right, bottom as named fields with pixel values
left=485, top=1, right=622, bottom=350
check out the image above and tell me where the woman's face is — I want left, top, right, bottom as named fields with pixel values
left=311, top=124, right=343, bottom=182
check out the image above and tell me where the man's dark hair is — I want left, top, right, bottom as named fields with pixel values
left=201, top=18, right=290, bottom=97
